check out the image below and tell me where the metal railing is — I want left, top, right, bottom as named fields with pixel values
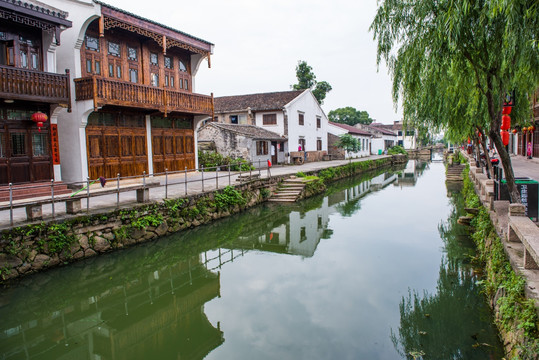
left=0, top=159, right=273, bottom=226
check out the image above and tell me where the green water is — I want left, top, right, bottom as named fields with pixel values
left=0, top=161, right=503, bottom=359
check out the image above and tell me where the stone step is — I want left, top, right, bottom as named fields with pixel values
left=267, top=198, right=297, bottom=203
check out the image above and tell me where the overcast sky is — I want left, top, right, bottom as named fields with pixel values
left=106, top=0, right=401, bottom=124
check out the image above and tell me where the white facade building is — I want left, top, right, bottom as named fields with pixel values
left=327, top=122, right=372, bottom=158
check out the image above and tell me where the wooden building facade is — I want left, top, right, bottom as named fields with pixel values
left=0, top=0, right=71, bottom=185
left=63, top=1, right=213, bottom=181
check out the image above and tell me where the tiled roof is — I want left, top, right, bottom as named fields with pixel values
left=1, top=0, right=71, bottom=24
left=94, top=1, right=213, bottom=46
left=329, top=122, right=371, bottom=136
left=204, top=123, right=285, bottom=140
left=214, top=90, right=305, bottom=113
left=365, top=124, right=397, bottom=136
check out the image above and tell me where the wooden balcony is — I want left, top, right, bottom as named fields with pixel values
left=74, top=76, right=213, bottom=116
left=0, top=65, right=70, bottom=107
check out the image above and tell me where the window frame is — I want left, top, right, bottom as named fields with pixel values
left=298, top=113, right=304, bottom=126
left=262, top=114, right=277, bottom=125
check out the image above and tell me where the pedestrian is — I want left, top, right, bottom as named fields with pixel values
left=298, top=144, right=302, bottom=152
left=527, top=141, right=533, bottom=159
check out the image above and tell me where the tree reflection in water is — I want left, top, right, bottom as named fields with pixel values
left=391, top=192, right=504, bottom=360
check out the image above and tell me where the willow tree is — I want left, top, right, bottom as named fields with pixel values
left=371, top=0, right=539, bottom=202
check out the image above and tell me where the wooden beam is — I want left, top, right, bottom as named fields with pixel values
left=163, top=35, right=167, bottom=55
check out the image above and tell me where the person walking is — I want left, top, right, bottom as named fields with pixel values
left=527, top=141, right=533, bottom=159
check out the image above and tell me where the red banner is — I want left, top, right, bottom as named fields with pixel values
left=51, top=124, right=60, bottom=165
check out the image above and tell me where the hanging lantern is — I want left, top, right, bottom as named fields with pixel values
left=501, top=115, right=511, bottom=130
left=31, top=112, right=48, bottom=132
left=501, top=130, right=510, bottom=146
left=523, top=128, right=528, bottom=133
left=467, top=137, right=471, bottom=144
left=512, top=129, right=518, bottom=134
left=529, top=126, right=536, bottom=132
left=502, top=106, right=512, bottom=115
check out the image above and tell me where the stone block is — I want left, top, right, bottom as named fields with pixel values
left=136, top=188, right=149, bottom=203
left=93, top=236, right=111, bottom=252
left=32, top=254, right=50, bottom=270
left=509, top=204, right=526, bottom=217
left=524, top=248, right=539, bottom=270
left=25, top=205, right=42, bottom=221
left=66, top=199, right=81, bottom=214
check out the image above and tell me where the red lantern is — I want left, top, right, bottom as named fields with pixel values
left=529, top=126, right=536, bottom=132
left=502, top=106, right=512, bottom=115
left=512, top=129, right=518, bottom=134
left=31, top=112, right=48, bottom=132
left=501, top=130, right=510, bottom=146
left=467, top=137, right=471, bottom=144
left=501, top=115, right=511, bottom=130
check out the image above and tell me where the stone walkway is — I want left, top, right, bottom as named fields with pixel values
left=0, top=155, right=391, bottom=230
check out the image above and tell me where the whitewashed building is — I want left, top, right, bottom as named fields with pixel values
left=327, top=122, right=372, bottom=158
left=214, top=89, right=329, bottom=162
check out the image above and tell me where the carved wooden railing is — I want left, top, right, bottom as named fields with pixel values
left=0, top=65, right=70, bottom=106
left=75, top=76, right=213, bottom=115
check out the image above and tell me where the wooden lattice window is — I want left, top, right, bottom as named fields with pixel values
left=263, top=114, right=277, bottom=125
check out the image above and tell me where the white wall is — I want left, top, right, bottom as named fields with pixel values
left=255, top=111, right=286, bottom=135
left=47, top=0, right=101, bottom=183
left=285, top=90, right=328, bottom=153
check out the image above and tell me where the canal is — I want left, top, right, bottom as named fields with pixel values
left=0, top=160, right=504, bottom=359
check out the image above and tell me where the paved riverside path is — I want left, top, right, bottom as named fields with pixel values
left=0, top=155, right=391, bottom=229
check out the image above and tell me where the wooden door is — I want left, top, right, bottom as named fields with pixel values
left=86, top=112, right=147, bottom=179
left=0, top=108, right=52, bottom=185
left=151, top=116, right=195, bottom=173
left=271, top=142, right=277, bottom=165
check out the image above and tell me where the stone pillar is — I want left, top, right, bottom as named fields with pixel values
left=507, top=223, right=520, bottom=242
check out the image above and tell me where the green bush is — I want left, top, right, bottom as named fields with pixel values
left=198, top=151, right=254, bottom=171
left=387, top=145, right=408, bottom=155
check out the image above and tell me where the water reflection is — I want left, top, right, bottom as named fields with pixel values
left=391, top=188, right=503, bottom=359
left=0, top=162, right=502, bottom=359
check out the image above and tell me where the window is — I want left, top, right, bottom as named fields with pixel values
left=108, top=41, right=120, bottom=56
left=362, top=139, right=365, bottom=151
left=230, top=115, right=238, bottom=124
left=86, top=59, right=92, bottom=73
left=170, top=76, right=174, bottom=88
left=108, top=64, right=114, bottom=77
left=263, top=114, right=277, bottom=125
left=164, top=56, right=173, bottom=69
left=116, top=64, right=121, bottom=78
left=30, top=52, right=38, bottom=70
left=398, top=130, right=403, bottom=136
left=299, top=113, right=304, bottom=126
left=32, top=133, right=48, bottom=156
left=129, top=68, right=138, bottom=83
left=95, top=61, right=101, bottom=75
left=298, top=138, right=305, bottom=152
left=179, top=79, right=183, bottom=89
left=165, top=75, right=169, bottom=87
left=0, top=135, right=4, bottom=158
left=20, top=51, right=27, bottom=68
left=128, top=47, right=137, bottom=61
left=184, top=79, right=188, bottom=90
left=151, top=73, right=159, bottom=87
left=316, top=116, right=321, bottom=129
left=406, top=130, right=414, bottom=136
left=256, top=141, right=268, bottom=155
left=300, top=227, right=307, bottom=242
left=85, top=35, right=99, bottom=51
left=179, top=60, right=187, bottom=72
left=150, top=52, right=158, bottom=65
left=317, top=139, right=322, bottom=151
left=10, top=133, right=26, bottom=156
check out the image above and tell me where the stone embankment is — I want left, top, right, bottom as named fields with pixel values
left=0, top=155, right=405, bottom=282
left=461, top=151, right=539, bottom=358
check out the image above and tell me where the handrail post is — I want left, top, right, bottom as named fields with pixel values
left=165, top=168, right=168, bottom=199
left=86, top=177, right=90, bottom=213
left=9, top=183, right=13, bottom=226
left=258, top=159, right=261, bottom=177
left=201, top=165, right=205, bottom=192
left=51, top=179, right=55, bottom=219
left=143, top=171, right=146, bottom=190
left=185, top=166, right=188, bottom=195
left=116, top=173, right=120, bottom=208
left=249, top=162, right=252, bottom=179
left=228, top=164, right=231, bottom=185
left=216, top=166, right=219, bottom=189
left=239, top=162, right=242, bottom=182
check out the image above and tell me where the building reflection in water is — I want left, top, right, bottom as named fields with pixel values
left=0, top=164, right=417, bottom=360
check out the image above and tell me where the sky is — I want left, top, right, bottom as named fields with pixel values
left=105, top=0, right=402, bottom=124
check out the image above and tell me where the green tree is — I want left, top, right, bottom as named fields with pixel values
left=335, top=133, right=359, bottom=158
left=292, top=60, right=333, bottom=104
left=371, top=0, right=539, bottom=202
left=328, top=107, right=373, bottom=126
